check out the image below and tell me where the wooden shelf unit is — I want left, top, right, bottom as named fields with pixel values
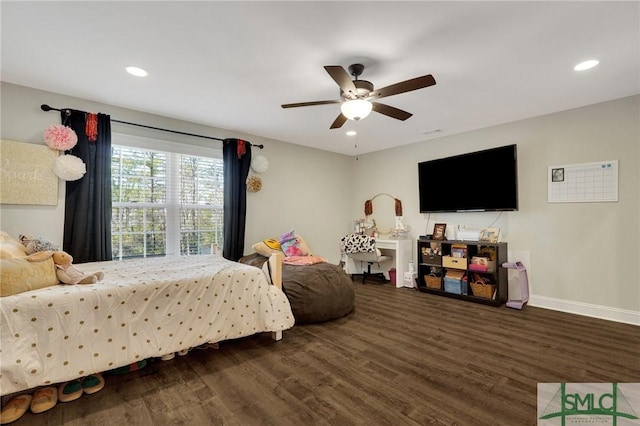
left=417, top=238, right=508, bottom=306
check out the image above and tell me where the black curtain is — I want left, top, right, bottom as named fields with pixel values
left=222, top=138, right=252, bottom=261
left=62, top=110, right=112, bottom=263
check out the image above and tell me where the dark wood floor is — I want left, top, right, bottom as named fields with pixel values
left=6, top=280, right=639, bottom=425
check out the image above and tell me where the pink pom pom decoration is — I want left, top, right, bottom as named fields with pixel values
left=44, top=125, right=78, bottom=151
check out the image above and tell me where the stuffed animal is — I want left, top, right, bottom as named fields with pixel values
left=19, top=235, right=60, bottom=255
left=51, top=251, right=104, bottom=284
left=0, top=231, right=28, bottom=259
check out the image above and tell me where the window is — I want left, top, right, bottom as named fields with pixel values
left=111, top=145, right=223, bottom=259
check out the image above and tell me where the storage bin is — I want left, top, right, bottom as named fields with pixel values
left=470, top=280, right=496, bottom=299
left=443, top=277, right=462, bottom=294
left=424, top=274, right=441, bottom=289
left=468, top=263, right=489, bottom=272
left=443, top=256, right=467, bottom=270
left=470, top=257, right=495, bottom=273
left=421, top=253, right=442, bottom=265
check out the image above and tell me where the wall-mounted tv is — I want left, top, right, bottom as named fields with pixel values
left=418, top=144, right=518, bottom=213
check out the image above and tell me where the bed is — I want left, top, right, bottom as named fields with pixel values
left=0, top=252, right=294, bottom=396
left=239, top=253, right=355, bottom=324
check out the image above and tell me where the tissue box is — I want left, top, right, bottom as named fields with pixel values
left=457, top=229, right=481, bottom=241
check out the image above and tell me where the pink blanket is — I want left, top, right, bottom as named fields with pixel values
left=283, top=255, right=327, bottom=266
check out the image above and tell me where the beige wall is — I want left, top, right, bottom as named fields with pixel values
left=352, top=95, right=639, bottom=322
left=0, top=82, right=352, bottom=263
left=1, top=82, right=638, bottom=323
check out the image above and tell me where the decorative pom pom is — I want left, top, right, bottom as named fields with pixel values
left=54, top=155, right=86, bottom=181
left=44, top=125, right=78, bottom=151
left=246, top=175, right=262, bottom=192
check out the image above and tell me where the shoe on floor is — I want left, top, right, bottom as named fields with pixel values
left=129, top=360, right=147, bottom=371
left=194, top=342, right=219, bottom=350
left=30, top=387, right=57, bottom=414
left=106, top=360, right=147, bottom=375
left=1, top=394, right=32, bottom=424
left=58, top=379, right=83, bottom=403
left=82, top=374, right=105, bottom=395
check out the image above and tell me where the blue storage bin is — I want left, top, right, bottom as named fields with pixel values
left=444, top=277, right=462, bottom=294
left=444, top=276, right=468, bottom=295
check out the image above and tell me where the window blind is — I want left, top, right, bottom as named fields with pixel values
left=111, top=135, right=223, bottom=259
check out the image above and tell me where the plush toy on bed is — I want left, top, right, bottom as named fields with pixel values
left=19, top=234, right=60, bottom=255
left=0, top=231, right=28, bottom=259
left=51, top=251, right=105, bottom=284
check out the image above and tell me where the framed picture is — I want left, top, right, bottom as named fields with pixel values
left=479, top=228, right=500, bottom=243
left=432, top=223, right=447, bottom=240
left=551, top=167, right=565, bottom=182
left=0, top=140, right=59, bottom=205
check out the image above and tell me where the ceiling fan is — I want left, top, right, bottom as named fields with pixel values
left=281, top=64, right=436, bottom=129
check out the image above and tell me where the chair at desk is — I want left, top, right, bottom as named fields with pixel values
left=341, top=234, right=391, bottom=284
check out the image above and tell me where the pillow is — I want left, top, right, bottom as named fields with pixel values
left=295, top=235, right=311, bottom=256
left=279, top=230, right=311, bottom=257
left=252, top=238, right=282, bottom=257
left=279, top=230, right=296, bottom=245
left=0, top=257, right=59, bottom=297
left=0, top=231, right=28, bottom=259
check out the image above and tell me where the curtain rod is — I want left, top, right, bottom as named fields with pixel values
left=40, top=104, right=264, bottom=149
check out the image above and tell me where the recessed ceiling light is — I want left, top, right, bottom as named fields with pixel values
left=125, top=66, right=148, bottom=77
left=574, top=60, right=599, bottom=71
left=346, top=130, right=357, bottom=136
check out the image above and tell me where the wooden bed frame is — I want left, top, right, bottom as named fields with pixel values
left=268, top=251, right=284, bottom=341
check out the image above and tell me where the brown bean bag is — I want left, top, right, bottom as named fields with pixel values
left=239, top=253, right=355, bottom=323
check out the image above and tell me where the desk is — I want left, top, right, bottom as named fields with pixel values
left=343, top=237, right=413, bottom=288
left=376, top=238, right=413, bottom=288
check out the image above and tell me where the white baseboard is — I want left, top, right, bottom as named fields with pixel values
left=529, top=295, right=640, bottom=326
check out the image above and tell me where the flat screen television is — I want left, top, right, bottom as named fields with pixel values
left=418, top=144, right=518, bottom=213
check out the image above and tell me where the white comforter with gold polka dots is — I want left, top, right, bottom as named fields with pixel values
left=0, top=255, right=294, bottom=396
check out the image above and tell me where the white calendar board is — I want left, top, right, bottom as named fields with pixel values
left=548, top=160, right=618, bottom=203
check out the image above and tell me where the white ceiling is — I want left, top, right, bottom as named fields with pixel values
left=2, top=1, right=638, bottom=155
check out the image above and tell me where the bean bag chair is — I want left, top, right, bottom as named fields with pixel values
left=239, top=253, right=355, bottom=323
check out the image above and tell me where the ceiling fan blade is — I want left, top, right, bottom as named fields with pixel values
left=324, top=65, right=357, bottom=97
left=368, top=74, right=436, bottom=100
left=281, top=99, right=342, bottom=108
left=330, top=113, right=348, bottom=129
left=372, top=102, right=413, bottom=121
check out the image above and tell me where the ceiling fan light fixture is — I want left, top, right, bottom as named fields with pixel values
left=341, top=99, right=372, bottom=121
left=282, top=64, right=436, bottom=129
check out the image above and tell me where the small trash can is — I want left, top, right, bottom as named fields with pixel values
left=388, top=268, right=396, bottom=285
left=502, top=261, right=529, bottom=310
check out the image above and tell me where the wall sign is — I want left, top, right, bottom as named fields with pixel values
left=0, top=140, right=59, bottom=205
left=548, top=160, right=618, bottom=203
